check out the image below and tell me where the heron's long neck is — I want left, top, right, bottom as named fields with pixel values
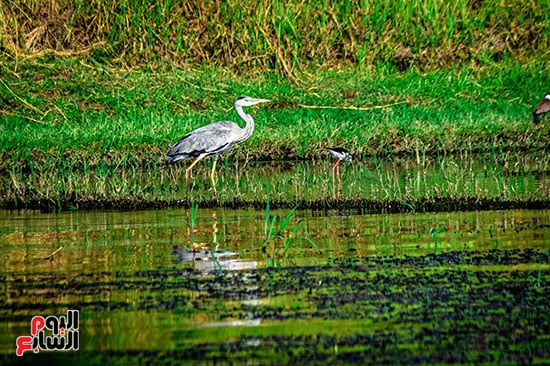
left=235, top=104, right=254, bottom=143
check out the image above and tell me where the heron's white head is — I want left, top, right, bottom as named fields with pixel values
left=235, top=96, right=271, bottom=107
left=545, top=94, right=550, bottom=101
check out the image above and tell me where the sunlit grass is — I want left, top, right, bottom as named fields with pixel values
left=0, top=58, right=548, bottom=210
left=1, top=62, right=548, bottom=161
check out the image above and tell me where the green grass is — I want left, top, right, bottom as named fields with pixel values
left=0, top=0, right=549, bottom=210
left=0, top=59, right=549, bottom=210
left=1, top=60, right=548, bottom=163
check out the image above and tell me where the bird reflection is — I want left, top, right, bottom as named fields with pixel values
left=174, top=207, right=257, bottom=271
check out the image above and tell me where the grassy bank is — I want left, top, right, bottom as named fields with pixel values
left=1, top=59, right=549, bottom=211
left=1, top=59, right=549, bottom=163
left=0, top=0, right=549, bottom=210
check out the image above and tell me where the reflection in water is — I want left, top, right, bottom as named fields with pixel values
left=172, top=247, right=258, bottom=271
left=0, top=207, right=548, bottom=362
left=1, top=155, right=547, bottom=210
left=177, top=207, right=258, bottom=271
left=1, top=208, right=548, bottom=273
left=188, top=155, right=549, bottom=204
left=200, top=319, right=262, bottom=328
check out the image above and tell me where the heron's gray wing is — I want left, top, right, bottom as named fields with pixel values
left=166, top=121, right=242, bottom=162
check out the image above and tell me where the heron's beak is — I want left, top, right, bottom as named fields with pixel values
left=256, top=98, right=271, bottom=104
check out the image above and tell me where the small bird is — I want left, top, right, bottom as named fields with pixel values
left=166, top=96, right=271, bottom=202
left=326, top=147, right=352, bottom=199
left=533, top=94, right=550, bottom=124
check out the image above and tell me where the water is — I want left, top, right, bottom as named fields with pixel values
left=2, top=154, right=549, bottom=211
left=1, top=207, right=549, bottom=364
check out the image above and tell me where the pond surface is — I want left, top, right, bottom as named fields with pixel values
left=1, top=207, right=549, bottom=364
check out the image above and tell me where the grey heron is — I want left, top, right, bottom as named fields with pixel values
left=534, top=94, right=550, bottom=124
left=166, top=95, right=271, bottom=202
left=327, top=147, right=352, bottom=199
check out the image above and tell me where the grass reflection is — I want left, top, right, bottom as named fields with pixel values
left=1, top=153, right=548, bottom=211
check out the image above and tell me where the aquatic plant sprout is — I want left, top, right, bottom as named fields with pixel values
left=262, top=182, right=316, bottom=267
left=428, top=225, right=445, bottom=254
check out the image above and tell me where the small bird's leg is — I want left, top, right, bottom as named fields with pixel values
left=332, top=159, right=341, bottom=199
left=331, top=160, right=337, bottom=199
left=210, top=155, right=220, bottom=203
left=336, top=163, right=342, bottom=199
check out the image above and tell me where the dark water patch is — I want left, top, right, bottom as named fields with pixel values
left=5, top=196, right=550, bottom=214
left=258, top=197, right=550, bottom=214
left=2, top=249, right=546, bottom=305
left=332, top=247, right=550, bottom=268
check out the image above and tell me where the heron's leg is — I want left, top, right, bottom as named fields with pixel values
left=185, top=154, right=208, bottom=202
left=210, top=155, right=220, bottom=202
